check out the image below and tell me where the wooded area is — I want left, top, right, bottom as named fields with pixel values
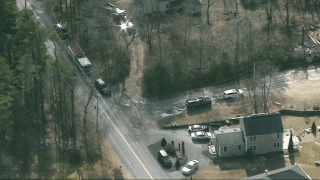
left=0, top=0, right=109, bottom=178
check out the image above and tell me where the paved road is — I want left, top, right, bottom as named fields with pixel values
left=16, top=0, right=212, bottom=179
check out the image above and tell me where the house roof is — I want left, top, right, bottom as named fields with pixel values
left=244, top=164, right=311, bottom=180
left=240, top=112, right=284, bottom=136
left=214, top=128, right=244, bottom=146
left=69, top=44, right=84, bottom=56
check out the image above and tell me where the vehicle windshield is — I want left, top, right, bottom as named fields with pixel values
left=61, top=28, right=67, bottom=33
left=185, top=164, right=193, bottom=169
left=101, top=84, right=108, bottom=89
left=163, top=155, right=170, bottom=162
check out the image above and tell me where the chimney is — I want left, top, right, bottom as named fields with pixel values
left=265, top=170, right=268, bottom=176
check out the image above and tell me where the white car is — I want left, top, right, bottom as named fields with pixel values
left=317, top=126, right=320, bottom=131
left=182, top=160, right=199, bottom=176
left=188, top=124, right=209, bottom=133
left=223, top=89, right=244, bottom=99
left=191, top=131, right=211, bottom=140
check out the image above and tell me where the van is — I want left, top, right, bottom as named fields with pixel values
left=157, top=150, right=171, bottom=167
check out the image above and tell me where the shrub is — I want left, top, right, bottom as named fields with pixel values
left=246, top=149, right=256, bottom=159
left=313, top=105, right=320, bottom=110
left=175, top=159, right=181, bottom=169
left=161, top=138, right=167, bottom=147
left=312, top=121, right=317, bottom=133
left=182, top=141, right=185, bottom=155
left=165, top=144, right=176, bottom=156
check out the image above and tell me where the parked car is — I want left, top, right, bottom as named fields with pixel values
left=222, top=89, right=244, bottom=99
left=157, top=150, right=171, bottom=167
left=105, top=3, right=115, bottom=13
left=54, top=23, right=69, bottom=40
left=95, top=79, right=111, bottom=95
left=182, top=160, right=199, bottom=176
left=317, top=126, right=320, bottom=131
left=315, top=161, right=320, bottom=166
left=188, top=124, right=209, bottom=133
left=191, top=131, right=211, bottom=140
left=186, top=97, right=211, bottom=109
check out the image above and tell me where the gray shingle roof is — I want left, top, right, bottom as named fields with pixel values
left=240, top=113, right=284, bottom=136
left=214, top=128, right=244, bottom=146
left=244, top=164, right=311, bottom=180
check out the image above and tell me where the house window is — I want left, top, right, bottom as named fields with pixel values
left=224, top=146, right=227, bottom=152
left=238, top=145, right=241, bottom=150
left=249, top=136, right=256, bottom=141
left=273, top=133, right=280, bottom=139
left=249, top=145, right=256, bottom=151
left=166, top=3, right=169, bottom=8
left=274, top=142, right=280, bottom=148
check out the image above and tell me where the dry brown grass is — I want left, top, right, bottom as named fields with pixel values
left=285, top=79, right=320, bottom=110
left=193, top=164, right=247, bottom=179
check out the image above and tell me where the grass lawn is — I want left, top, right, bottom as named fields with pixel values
left=294, top=142, right=320, bottom=179
left=193, top=165, right=247, bottom=179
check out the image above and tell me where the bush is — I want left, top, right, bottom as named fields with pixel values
left=175, top=159, right=181, bottom=169
left=246, top=149, right=256, bottom=159
left=165, top=144, right=176, bottom=156
left=313, top=105, right=320, bottom=110
left=312, top=121, right=317, bottom=133
left=161, top=138, right=167, bottom=147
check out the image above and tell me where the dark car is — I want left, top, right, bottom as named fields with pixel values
left=95, top=79, right=111, bottom=95
left=54, top=23, right=69, bottom=40
left=186, top=97, right=211, bottom=109
left=157, top=150, right=171, bottom=167
left=59, top=33, right=69, bottom=40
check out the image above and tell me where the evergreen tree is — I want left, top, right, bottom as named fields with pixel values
left=312, top=121, right=316, bottom=133
left=161, top=137, right=167, bottom=147
left=182, top=141, right=185, bottom=155
left=175, top=159, right=181, bottom=169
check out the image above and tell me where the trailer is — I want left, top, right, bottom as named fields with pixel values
left=68, top=44, right=92, bottom=75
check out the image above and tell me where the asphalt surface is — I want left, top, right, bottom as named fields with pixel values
left=16, top=0, right=212, bottom=179
left=16, top=0, right=320, bottom=179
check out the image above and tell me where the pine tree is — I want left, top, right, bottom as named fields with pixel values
left=161, top=138, right=167, bottom=147
left=312, top=121, right=316, bottom=133
left=182, top=141, right=185, bottom=155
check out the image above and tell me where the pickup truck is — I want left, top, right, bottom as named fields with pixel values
left=186, top=97, right=211, bottom=109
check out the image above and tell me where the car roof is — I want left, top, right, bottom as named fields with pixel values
left=224, top=89, right=237, bottom=94
left=195, top=131, right=205, bottom=136
left=187, top=97, right=203, bottom=102
left=78, top=57, right=92, bottom=67
left=192, top=125, right=201, bottom=128
left=188, top=160, right=197, bottom=166
left=159, top=150, right=168, bottom=156
left=56, top=23, right=66, bottom=29
left=96, top=79, right=106, bottom=85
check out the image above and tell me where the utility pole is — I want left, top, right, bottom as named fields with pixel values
left=25, top=0, right=26, bottom=10
left=302, top=25, right=306, bottom=60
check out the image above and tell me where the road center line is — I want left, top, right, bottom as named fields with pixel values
left=26, top=1, right=154, bottom=178
left=95, top=97, right=154, bottom=180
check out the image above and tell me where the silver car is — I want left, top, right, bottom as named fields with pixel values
left=223, top=89, right=244, bottom=99
left=182, top=160, right=199, bottom=176
left=191, top=131, right=211, bottom=140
